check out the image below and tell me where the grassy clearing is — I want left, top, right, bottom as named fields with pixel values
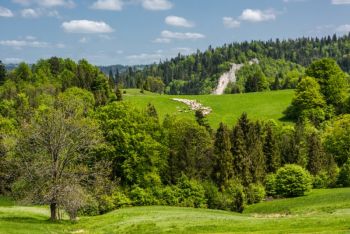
left=122, top=89, right=294, bottom=128
left=1, top=188, right=350, bottom=233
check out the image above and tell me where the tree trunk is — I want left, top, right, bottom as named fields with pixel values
left=50, top=202, right=57, bottom=221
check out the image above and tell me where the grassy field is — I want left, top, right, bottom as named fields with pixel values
left=122, top=89, right=294, bottom=128
left=1, top=188, right=350, bottom=233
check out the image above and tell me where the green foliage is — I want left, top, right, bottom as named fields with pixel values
left=275, top=164, right=312, bottom=197
left=245, top=183, right=266, bottom=204
left=324, top=115, right=350, bottom=166
left=144, top=76, right=165, bottom=94
left=337, top=158, right=350, bottom=187
left=223, top=180, right=246, bottom=213
left=0, top=60, right=6, bottom=85
left=306, top=58, right=348, bottom=110
left=264, top=173, right=277, bottom=196
left=284, top=77, right=327, bottom=125
left=212, top=123, right=233, bottom=187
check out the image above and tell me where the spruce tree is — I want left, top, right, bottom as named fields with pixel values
left=115, top=86, right=123, bottom=101
left=231, top=124, right=251, bottom=186
left=264, top=125, right=280, bottom=173
left=307, top=132, right=325, bottom=175
left=213, top=123, right=233, bottom=188
left=195, top=110, right=212, bottom=134
left=146, top=103, right=158, bottom=120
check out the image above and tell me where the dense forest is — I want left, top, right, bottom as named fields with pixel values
left=0, top=36, right=350, bottom=222
left=111, top=34, right=350, bottom=94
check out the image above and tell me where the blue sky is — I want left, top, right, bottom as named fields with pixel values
left=0, top=0, right=350, bottom=65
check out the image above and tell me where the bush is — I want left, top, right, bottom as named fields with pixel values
left=264, top=174, right=277, bottom=196
left=129, top=187, right=159, bottom=206
left=275, top=164, right=312, bottom=197
left=245, top=183, right=266, bottom=204
left=337, top=159, right=350, bottom=187
left=313, top=171, right=330, bottom=189
left=202, top=181, right=221, bottom=209
left=176, top=175, right=207, bottom=208
left=224, top=180, right=246, bottom=213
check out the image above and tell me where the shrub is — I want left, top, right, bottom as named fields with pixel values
left=202, top=181, right=221, bottom=209
left=176, top=175, right=207, bottom=208
left=337, top=159, right=350, bottom=187
left=264, top=173, right=277, bottom=196
left=312, top=171, right=330, bottom=189
left=224, top=180, right=246, bottom=213
left=245, top=183, right=266, bottom=204
left=275, top=164, right=312, bottom=197
left=129, top=187, right=159, bottom=206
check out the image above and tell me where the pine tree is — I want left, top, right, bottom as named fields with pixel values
left=231, top=124, right=251, bottom=186
left=264, top=125, right=280, bottom=173
left=246, top=122, right=266, bottom=183
left=115, top=86, right=123, bottom=101
left=146, top=103, right=158, bottom=120
left=212, top=123, right=233, bottom=188
left=195, top=110, right=212, bottom=134
left=307, top=132, right=325, bottom=175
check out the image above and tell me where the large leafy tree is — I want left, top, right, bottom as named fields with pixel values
left=284, top=77, right=327, bottom=125
left=14, top=106, right=101, bottom=221
left=305, top=58, right=348, bottom=110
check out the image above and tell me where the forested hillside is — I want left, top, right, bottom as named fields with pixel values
left=113, top=34, right=350, bottom=94
left=1, top=53, right=350, bottom=222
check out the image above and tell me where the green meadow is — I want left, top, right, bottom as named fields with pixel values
left=123, top=89, right=294, bottom=128
left=1, top=188, right=350, bottom=234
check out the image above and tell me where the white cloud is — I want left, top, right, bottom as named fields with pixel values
left=142, top=0, right=172, bottom=10
left=153, top=38, right=171, bottom=43
left=332, top=0, right=350, bottom=4
left=0, top=6, right=14, bottom=17
left=165, top=16, right=194, bottom=28
left=239, top=9, right=277, bottom=22
left=223, top=17, right=240, bottom=28
left=20, top=8, right=60, bottom=18
left=0, top=39, right=49, bottom=48
left=12, top=0, right=75, bottom=8
left=161, top=30, right=205, bottom=40
left=62, top=20, right=114, bottom=33
left=336, top=24, right=350, bottom=33
left=91, top=0, right=123, bottom=11
left=21, top=8, right=40, bottom=18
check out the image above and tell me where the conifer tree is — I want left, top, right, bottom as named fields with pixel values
left=307, top=132, right=325, bottom=175
left=264, top=125, right=281, bottom=173
left=115, top=86, right=123, bottom=101
left=231, top=124, right=251, bottom=186
left=195, top=110, right=212, bottom=134
left=146, top=103, right=158, bottom=120
left=213, top=123, right=233, bottom=188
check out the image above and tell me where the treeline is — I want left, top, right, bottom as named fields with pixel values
left=0, top=57, right=350, bottom=222
left=110, top=34, right=350, bottom=94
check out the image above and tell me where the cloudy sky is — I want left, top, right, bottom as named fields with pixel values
left=0, top=0, right=350, bottom=65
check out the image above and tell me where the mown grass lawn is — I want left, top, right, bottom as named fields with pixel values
left=1, top=188, right=350, bottom=233
left=122, top=89, right=294, bottom=128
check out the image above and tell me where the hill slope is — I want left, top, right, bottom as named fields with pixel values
left=1, top=188, right=350, bottom=233
left=123, top=89, right=294, bottom=127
